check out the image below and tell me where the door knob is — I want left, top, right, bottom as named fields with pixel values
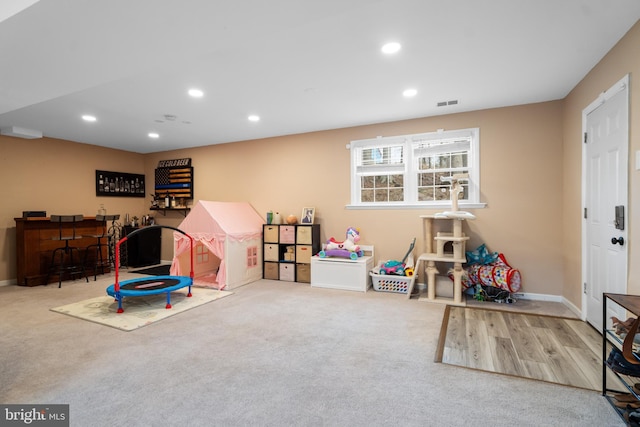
left=611, top=237, right=625, bottom=245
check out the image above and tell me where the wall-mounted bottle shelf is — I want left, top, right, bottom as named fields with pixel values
left=149, top=207, right=190, bottom=217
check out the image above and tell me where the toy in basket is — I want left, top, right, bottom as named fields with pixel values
left=370, top=238, right=417, bottom=294
left=318, top=227, right=364, bottom=260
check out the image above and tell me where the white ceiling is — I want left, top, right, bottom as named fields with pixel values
left=1, top=1, right=639, bottom=154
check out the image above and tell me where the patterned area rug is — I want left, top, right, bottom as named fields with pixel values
left=51, top=288, right=233, bottom=331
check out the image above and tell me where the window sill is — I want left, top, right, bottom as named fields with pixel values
left=345, top=202, right=487, bottom=210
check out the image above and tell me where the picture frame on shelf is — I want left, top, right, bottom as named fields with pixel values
left=301, top=207, right=315, bottom=224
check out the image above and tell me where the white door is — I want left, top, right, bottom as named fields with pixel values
left=583, top=75, right=629, bottom=330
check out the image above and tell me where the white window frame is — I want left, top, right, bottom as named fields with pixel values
left=348, top=128, right=484, bottom=209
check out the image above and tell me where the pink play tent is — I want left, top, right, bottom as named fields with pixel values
left=170, top=201, right=263, bottom=290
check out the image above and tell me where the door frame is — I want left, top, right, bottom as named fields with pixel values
left=581, top=74, right=629, bottom=323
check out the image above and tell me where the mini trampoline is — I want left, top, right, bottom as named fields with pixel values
left=106, top=225, right=194, bottom=313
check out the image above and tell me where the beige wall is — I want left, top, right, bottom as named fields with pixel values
left=144, top=100, right=565, bottom=297
left=3, top=20, right=639, bottom=310
left=2, top=102, right=564, bottom=297
left=0, top=136, right=147, bottom=281
left=562, top=21, right=640, bottom=303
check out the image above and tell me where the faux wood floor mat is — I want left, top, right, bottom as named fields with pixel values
left=436, top=305, right=611, bottom=391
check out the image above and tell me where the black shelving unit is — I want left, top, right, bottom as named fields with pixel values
left=602, top=293, right=640, bottom=422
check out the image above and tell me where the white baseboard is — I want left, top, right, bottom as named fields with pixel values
left=510, top=292, right=562, bottom=302
left=416, top=280, right=582, bottom=316
left=561, top=296, right=582, bottom=317
left=0, top=278, right=17, bottom=287
left=509, top=292, right=582, bottom=317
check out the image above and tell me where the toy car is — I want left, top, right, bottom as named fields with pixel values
left=378, top=260, right=406, bottom=275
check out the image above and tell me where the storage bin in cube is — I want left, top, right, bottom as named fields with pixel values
left=264, top=262, right=279, bottom=280
left=264, top=244, right=279, bottom=262
left=264, top=225, right=279, bottom=243
left=279, top=226, right=295, bottom=244
left=296, top=263, right=311, bottom=283
left=296, top=226, right=313, bottom=244
left=279, top=263, right=295, bottom=281
left=296, top=245, right=313, bottom=263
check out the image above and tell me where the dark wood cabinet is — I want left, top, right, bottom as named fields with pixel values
left=15, top=216, right=107, bottom=286
left=122, top=226, right=161, bottom=268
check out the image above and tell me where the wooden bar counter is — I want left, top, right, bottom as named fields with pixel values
left=15, top=216, right=107, bottom=286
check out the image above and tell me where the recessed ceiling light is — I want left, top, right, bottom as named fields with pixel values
left=248, top=115, right=260, bottom=122
left=82, top=115, right=97, bottom=122
left=381, top=42, right=401, bottom=54
left=188, top=88, right=204, bottom=98
left=403, top=88, right=417, bottom=97
left=148, top=132, right=159, bottom=139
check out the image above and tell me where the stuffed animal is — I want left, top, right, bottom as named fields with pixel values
left=319, top=227, right=363, bottom=260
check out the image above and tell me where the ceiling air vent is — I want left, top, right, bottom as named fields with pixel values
left=437, top=100, right=459, bottom=107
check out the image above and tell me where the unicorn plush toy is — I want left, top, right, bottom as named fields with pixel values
left=319, top=227, right=363, bottom=260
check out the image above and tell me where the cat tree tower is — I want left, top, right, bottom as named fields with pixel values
left=412, top=174, right=475, bottom=306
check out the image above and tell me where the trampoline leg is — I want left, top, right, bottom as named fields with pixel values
left=166, top=292, right=172, bottom=309
left=187, top=285, right=192, bottom=297
left=116, top=296, right=124, bottom=314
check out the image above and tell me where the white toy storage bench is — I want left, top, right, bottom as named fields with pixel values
left=310, top=245, right=374, bottom=292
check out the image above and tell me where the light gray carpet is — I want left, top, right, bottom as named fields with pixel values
left=0, top=273, right=623, bottom=426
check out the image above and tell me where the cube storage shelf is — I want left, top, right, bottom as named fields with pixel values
left=263, top=224, right=320, bottom=283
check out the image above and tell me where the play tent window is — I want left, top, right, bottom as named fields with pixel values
left=196, top=244, right=210, bottom=265
left=247, top=246, right=258, bottom=268
left=349, top=128, right=483, bottom=209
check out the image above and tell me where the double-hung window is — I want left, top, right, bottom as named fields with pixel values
left=349, top=128, right=482, bottom=208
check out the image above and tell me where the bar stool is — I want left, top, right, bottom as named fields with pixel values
left=46, top=214, right=89, bottom=288
left=84, top=214, right=120, bottom=280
